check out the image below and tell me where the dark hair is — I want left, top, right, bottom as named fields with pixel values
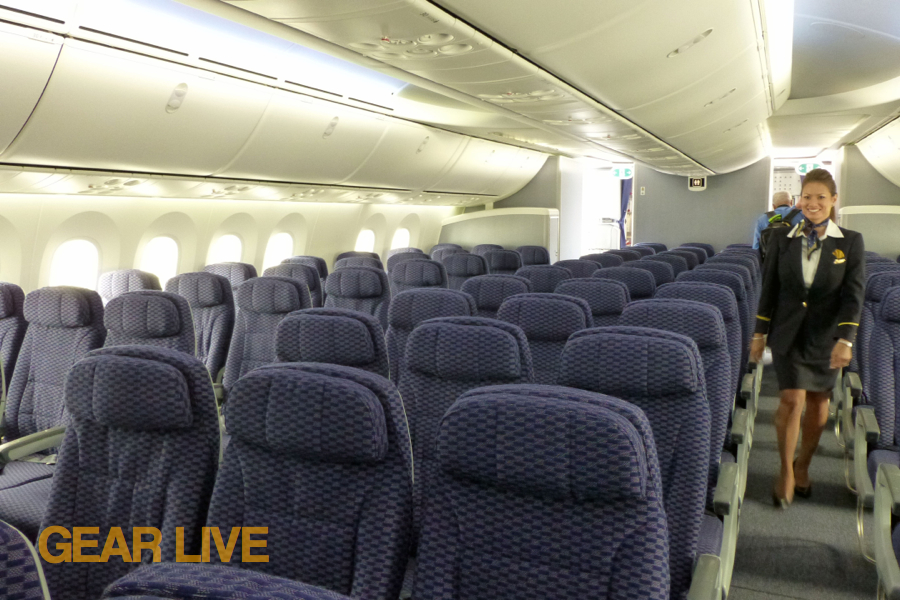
left=802, top=168, right=837, bottom=196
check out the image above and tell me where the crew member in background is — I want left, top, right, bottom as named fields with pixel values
left=752, top=191, right=803, bottom=249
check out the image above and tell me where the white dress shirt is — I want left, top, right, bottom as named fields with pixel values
left=787, top=220, right=844, bottom=289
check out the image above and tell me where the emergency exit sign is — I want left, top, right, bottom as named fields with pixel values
left=796, top=162, right=822, bottom=175
left=612, top=167, right=633, bottom=179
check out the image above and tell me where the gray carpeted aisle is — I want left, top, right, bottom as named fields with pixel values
left=729, top=368, right=876, bottom=599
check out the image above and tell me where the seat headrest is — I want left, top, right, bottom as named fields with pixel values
left=335, top=256, right=384, bottom=271
left=324, top=267, right=386, bottom=299
left=236, top=277, right=304, bottom=314
left=555, top=278, right=629, bottom=316
left=387, top=252, right=428, bottom=271
left=390, top=259, right=446, bottom=286
left=227, top=366, right=388, bottom=464
left=406, top=317, right=528, bottom=382
left=621, top=299, right=726, bottom=349
left=66, top=354, right=192, bottom=431
left=497, top=293, right=590, bottom=340
left=264, top=263, right=318, bottom=287
left=443, top=253, right=487, bottom=277
left=867, top=272, right=900, bottom=302
left=439, top=386, right=650, bottom=502
left=388, top=288, right=475, bottom=330
left=105, top=292, right=185, bottom=338
left=676, top=270, right=745, bottom=300
left=474, top=244, right=503, bottom=255
left=881, top=287, right=900, bottom=323
left=460, top=275, right=531, bottom=310
left=559, top=326, right=702, bottom=398
left=554, top=260, right=599, bottom=278
left=282, top=256, right=328, bottom=279
left=655, top=282, right=737, bottom=322
left=484, top=250, right=521, bottom=270
left=24, top=287, right=94, bottom=328
left=387, top=247, right=423, bottom=258
left=165, top=272, right=227, bottom=308
left=203, top=262, right=258, bottom=287
left=594, top=267, right=656, bottom=298
left=628, top=260, right=674, bottom=285
left=516, top=246, right=550, bottom=265
left=276, top=310, right=378, bottom=366
left=515, top=265, right=572, bottom=291
left=98, top=269, right=161, bottom=300
left=0, top=283, right=23, bottom=319
left=335, top=251, right=380, bottom=262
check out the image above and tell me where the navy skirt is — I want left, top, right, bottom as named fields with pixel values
left=772, top=344, right=838, bottom=392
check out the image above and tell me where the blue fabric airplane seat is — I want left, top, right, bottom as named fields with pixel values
left=335, top=251, right=380, bottom=263
left=630, top=245, right=656, bottom=257
left=386, top=251, right=427, bottom=273
left=385, top=288, right=475, bottom=384
left=442, top=253, right=488, bottom=291
left=514, top=264, right=572, bottom=293
left=389, top=259, right=448, bottom=297
left=484, top=250, right=522, bottom=275
left=283, top=256, right=329, bottom=288
left=593, top=266, right=656, bottom=300
left=413, top=385, right=670, bottom=600
left=472, top=244, right=503, bottom=257
left=0, top=282, right=26, bottom=400
left=98, top=269, right=161, bottom=304
left=276, top=308, right=389, bottom=379
left=203, top=262, right=257, bottom=291
left=643, top=253, right=688, bottom=277
left=0, top=520, right=46, bottom=599
left=605, top=249, right=641, bottom=262
left=638, top=242, right=668, bottom=253
left=323, top=267, right=391, bottom=331
left=166, top=272, right=235, bottom=378
left=264, top=263, right=324, bottom=307
left=497, top=293, right=591, bottom=384
left=665, top=249, right=699, bottom=270
left=460, top=274, right=531, bottom=319
left=678, top=246, right=708, bottom=264
left=580, top=252, right=623, bottom=268
left=103, top=291, right=195, bottom=355
left=516, top=245, right=550, bottom=266
left=555, top=278, right=630, bottom=327
left=553, top=259, right=599, bottom=279
left=430, top=246, right=466, bottom=264
left=624, top=260, right=675, bottom=286
left=334, top=256, right=384, bottom=271
left=387, top=247, right=423, bottom=259
left=429, top=243, right=461, bottom=258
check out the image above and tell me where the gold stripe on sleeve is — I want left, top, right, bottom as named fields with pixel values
left=838, top=322, right=859, bottom=327
left=756, top=315, right=771, bottom=322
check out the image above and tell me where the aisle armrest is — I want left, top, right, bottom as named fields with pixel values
left=874, top=464, right=900, bottom=599
left=686, top=554, right=722, bottom=600
left=0, top=427, right=66, bottom=468
left=730, top=408, right=750, bottom=446
left=855, top=406, right=881, bottom=506
left=713, top=462, right=739, bottom=517
left=844, top=371, right=862, bottom=400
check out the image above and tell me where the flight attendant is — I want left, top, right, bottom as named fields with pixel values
left=749, top=168, right=865, bottom=507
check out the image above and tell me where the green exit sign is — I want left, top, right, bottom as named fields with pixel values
left=612, top=167, right=633, bottom=179
left=796, top=162, right=823, bottom=175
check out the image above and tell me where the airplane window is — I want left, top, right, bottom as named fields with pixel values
left=140, top=236, right=179, bottom=288
left=263, top=232, right=294, bottom=270
left=49, top=239, right=100, bottom=290
left=355, top=229, right=376, bottom=252
left=390, top=228, right=410, bottom=249
left=208, top=234, right=243, bottom=264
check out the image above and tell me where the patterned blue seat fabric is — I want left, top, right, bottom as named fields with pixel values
left=697, top=263, right=756, bottom=329
left=678, top=245, right=709, bottom=263
left=460, top=275, right=531, bottom=318
left=630, top=245, right=656, bottom=257
left=38, top=345, right=220, bottom=600
left=553, top=259, right=599, bottom=279
left=484, top=250, right=522, bottom=275
left=387, top=247, right=423, bottom=259
left=275, top=308, right=389, bottom=379
left=580, top=253, right=624, bottom=268
left=334, top=256, right=384, bottom=271
left=165, top=272, right=235, bottom=378
left=388, top=259, right=448, bottom=297
left=283, top=256, right=329, bottom=287
left=103, top=291, right=196, bottom=355
left=514, top=265, right=572, bottom=293
left=665, top=249, right=699, bottom=270
left=594, top=266, right=656, bottom=300
left=398, top=316, right=534, bottom=542
left=867, top=255, right=895, bottom=264
left=222, top=276, right=311, bottom=392
left=605, top=249, right=641, bottom=262
left=855, top=272, right=900, bottom=388
left=323, top=267, right=391, bottom=331
left=516, top=245, right=550, bottom=266
left=208, top=363, right=413, bottom=599
left=472, top=244, right=503, bottom=257
left=864, top=288, right=900, bottom=487
left=104, top=563, right=354, bottom=600
left=264, top=263, right=324, bottom=308
left=497, top=293, right=591, bottom=384
left=431, top=246, right=466, bottom=264
left=385, top=288, right=475, bottom=384
left=335, top=251, right=380, bottom=263
left=98, top=269, right=161, bottom=304
left=707, top=254, right=759, bottom=292
left=682, top=243, right=714, bottom=258
left=0, top=282, right=26, bottom=396
left=638, top=242, right=668, bottom=253
left=0, top=287, right=106, bottom=537
left=626, top=260, right=675, bottom=286
left=386, top=251, right=428, bottom=273
left=413, top=385, right=669, bottom=600
left=644, top=253, right=688, bottom=276
left=555, top=278, right=630, bottom=327
left=0, top=520, right=46, bottom=599
left=203, top=262, right=258, bottom=291
left=558, top=327, right=710, bottom=599
left=442, top=253, right=487, bottom=291
left=429, top=243, right=461, bottom=258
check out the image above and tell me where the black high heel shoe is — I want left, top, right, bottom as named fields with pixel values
left=793, top=460, right=812, bottom=499
left=772, top=490, right=791, bottom=509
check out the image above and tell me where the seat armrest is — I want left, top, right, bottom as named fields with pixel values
left=213, top=383, right=225, bottom=404
left=686, top=554, right=722, bottom=600
left=855, top=407, right=880, bottom=506
left=215, top=367, right=225, bottom=385
left=844, top=371, right=862, bottom=400
left=730, top=408, right=750, bottom=446
left=739, top=373, right=754, bottom=402
left=713, top=462, right=740, bottom=517
left=0, top=426, right=67, bottom=468
left=874, top=464, right=900, bottom=599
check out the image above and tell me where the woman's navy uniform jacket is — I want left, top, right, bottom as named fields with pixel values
left=755, top=222, right=865, bottom=355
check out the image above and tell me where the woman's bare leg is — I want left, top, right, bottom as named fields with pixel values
left=775, top=389, right=806, bottom=500
left=794, top=390, right=831, bottom=488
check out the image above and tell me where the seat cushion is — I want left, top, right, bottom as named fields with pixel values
left=868, top=449, right=900, bottom=487
left=0, top=476, right=54, bottom=539
left=697, top=513, right=723, bottom=556
left=0, top=461, right=55, bottom=492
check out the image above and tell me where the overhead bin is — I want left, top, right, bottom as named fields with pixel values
left=429, top=137, right=545, bottom=195
left=0, top=0, right=75, bottom=28
left=859, top=118, right=900, bottom=188
left=0, top=23, right=63, bottom=156
left=1, top=40, right=272, bottom=175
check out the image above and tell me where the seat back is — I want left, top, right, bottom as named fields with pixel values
left=555, top=278, right=630, bottom=326
left=399, top=317, right=533, bottom=540
left=334, top=256, right=384, bottom=271
left=264, top=263, right=324, bottom=307
left=677, top=246, right=707, bottom=265
left=386, top=251, right=428, bottom=273
left=605, top=249, right=641, bottom=262
left=335, top=251, right=380, bottom=263
left=6, top=287, right=105, bottom=441
left=484, top=249, right=522, bottom=275
left=553, top=259, right=599, bottom=279
left=414, top=385, right=669, bottom=600
left=429, top=243, right=461, bottom=259
left=386, top=288, right=476, bottom=383
left=860, top=272, right=900, bottom=393
left=275, top=308, right=389, bottom=378
left=388, top=259, right=448, bottom=297
left=210, top=363, right=412, bottom=598
left=629, top=245, right=655, bottom=257
left=707, top=254, right=759, bottom=291
left=282, top=256, right=328, bottom=286
left=203, top=262, right=257, bottom=290
left=514, top=265, right=572, bottom=293
left=678, top=269, right=750, bottom=372
left=727, top=243, right=751, bottom=249
left=580, top=252, right=623, bottom=268
left=643, top=253, right=688, bottom=276
left=386, top=247, right=423, bottom=259
left=460, top=275, right=532, bottom=318
left=473, top=244, right=503, bottom=257
left=0, top=521, right=46, bottom=600
left=497, top=293, right=592, bottom=384
left=593, top=266, right=656, bottom=300
left=40, top=346, right=219, bottom=600
left=431, top=246, right=466, bottom=264
left=558, top=327, right=709, bottom=599
left=867, top=255, right=895, bottom=264
left=626, top=260, right=675, bottom=286
left=516, top=245, right=550, bottom=266
left=665, top=249, right=699, bottom=270
left=104, top=291, right=196, bottom=355
left=323, top=266, right=391, bottom=330
left=165, top=272, right=235, bottom=377
left=442, top=253, right=488, bottom=290
left=869, top=287, right=900, bottom=449
left=638, top=242, right=668, bottom=253
left=0, top=283, right=26, bottom=395
left=682, top=243, right=715, bottom=258
left=97, top=269, right=161, bottom=304
left=222, top=276, right=311, bottom=390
